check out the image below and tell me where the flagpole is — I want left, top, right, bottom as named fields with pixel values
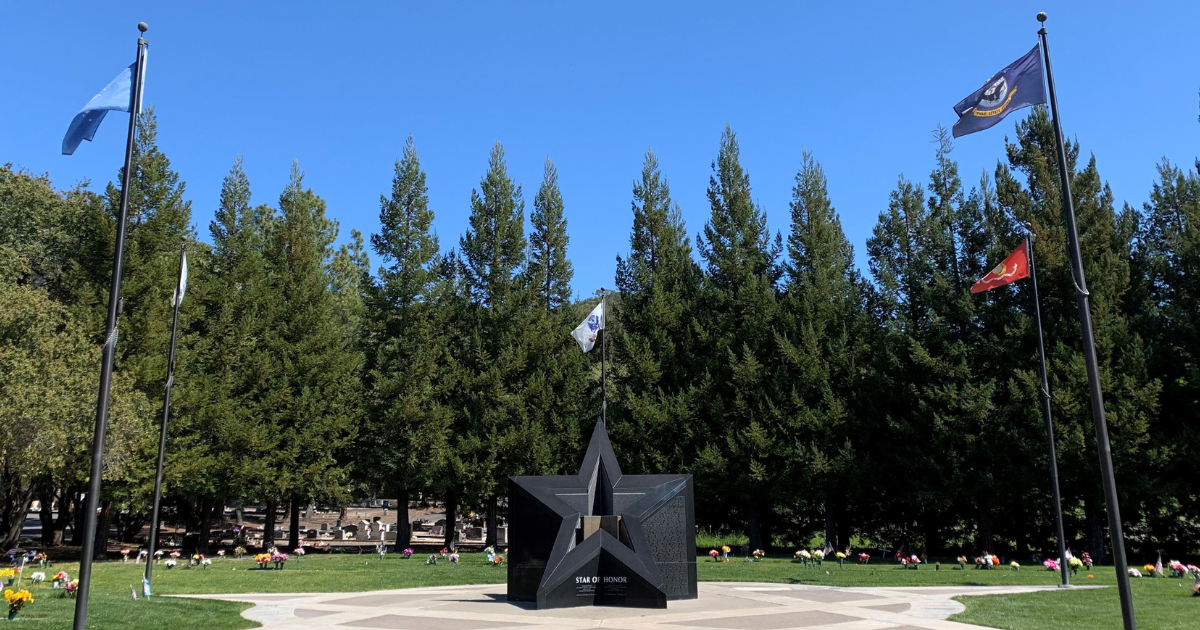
left=1038, top=12, right=1135, bottom=628
left=144, top=243, right=185, bottom=594
left=74, top=22, right=148, bottom=630
left=600, top=289, right=607, bottom=425
left=1026, top=234, right=1069, bottom=587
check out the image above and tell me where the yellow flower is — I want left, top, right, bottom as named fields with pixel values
left=0, top=569, right=14, bottom=579
left=4, top=589, right=33, bottom=604
left=721, top=545, right=731, bottom=553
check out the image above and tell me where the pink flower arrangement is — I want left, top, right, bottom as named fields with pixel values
left=295, top=547, right=305, bottom=557
left=402, top=548, right=414, bottom=559
left=448, top=553, right=459, bottom=565
left=910, top=555, right=920, bottom=564
left=440, top=547, right=449, bottom=558
left=857, top=553, right=870, bottom=564
left=1127, top=568, right=1141, bottom=577
left=217, top=550, right=225, bottom=557
left=169, top=551, right=180, bottom=559
left=1043, top=558, right=1060, bottom=571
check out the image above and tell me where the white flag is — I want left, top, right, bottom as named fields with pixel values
left=571, top=301, right=605, bottom=352
left=173, top=250, right=188, bottom=307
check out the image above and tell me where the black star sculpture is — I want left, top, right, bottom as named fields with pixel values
left=507, top=418, right=696, bottom=609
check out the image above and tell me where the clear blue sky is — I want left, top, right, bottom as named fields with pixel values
left=4, top=2, right=1198, bottom=299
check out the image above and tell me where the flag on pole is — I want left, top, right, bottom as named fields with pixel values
left=62, top=48, right=149, bottom=155
left=952, top=45, right=1045, bottom=138
left=971, top=243, right=1031, bottom=293
left=571, top=301, right=605, bottom=352
left=173, top=250, right=188, bottom=307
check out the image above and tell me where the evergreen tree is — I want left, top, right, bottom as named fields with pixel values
left=695, top=126, right=784, bottom=550
left=527, top=159, right=573, bottom=311
left=776, top=150, right=870, bottom=549
left=264, top=162, right=362, bottom=548
left=1132, top=159, right=1200, bottom=552
left=994, top=108, right=1158, bottom=561
left=612, top=150, right=703, bottom=479
left=452, top=142, right=547, bottom=547
left=361, top=138, right=452, bottom=548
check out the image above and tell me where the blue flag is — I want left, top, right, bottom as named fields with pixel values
left=62, top=50, right=147, bottom=155
left=952, top=45, right=1045, bottom=138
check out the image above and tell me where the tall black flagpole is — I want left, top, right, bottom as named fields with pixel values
left=1026, top=234, right=1070, bottom=587
left=1037, top=12, right=1136, bottom=628
left=74, top=22, right=149, bottom=630
left=600, top=288, right=608, bottom=425
left=144, top=244, right=185, bottom=594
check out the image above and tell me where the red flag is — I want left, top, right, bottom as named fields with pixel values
left=971, top=243, right=1030, bottom=293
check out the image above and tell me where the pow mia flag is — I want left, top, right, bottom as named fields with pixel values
left=952, top=45, right=1046, bottom=138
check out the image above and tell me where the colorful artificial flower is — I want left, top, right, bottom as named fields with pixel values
left=752, top=549, right=765, bottom=560
left=402, top=548, right=414, bottom=559
left=710, top=550, right=719, bottom=560
left=448, top=553, right=459, bottom=565
left=1127, top=568, right=1141, bottom=577
left=857, top=552, right=870, bottom=564
left=492, top=554, right=504, bottom=566
left=164, top=559, right=177, bottom=569
left=0, top=569, right=14, bottom=579
left=835, top=552, right=846, bottom=559
left=217, top=550, right=226, bottom=557
left=1043, top=559, right=1059, bottom=571
left=1010, top=561, right=1020, bottom=570
left=30, top=572, right=45, bottom=583
left=1143, top=563, right=1155, bottom=576
left=5, top=588, right=33, bottom=614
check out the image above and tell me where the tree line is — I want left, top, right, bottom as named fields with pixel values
left=1, top=106, right=1196, bottom=561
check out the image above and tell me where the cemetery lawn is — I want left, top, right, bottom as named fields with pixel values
left=17, top=554, right=1194, bottom=630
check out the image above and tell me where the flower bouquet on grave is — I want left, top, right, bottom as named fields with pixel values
left=813, top=550, right=824, bottom=566
left=957, top=556, right=968, bottom=570
left=1043, top=558, right=1060, bottom=572
left=440, top=547, right=449, bottom=559
left=33, top=553, right=47, bottom=568
left=448, top=553, right=459, bottom=566
left=1069, top=557, right=1083, bottom=576
left=233, top=546, right=246, bottom=559
left=120, top=549, right=131, bottom=563
left=255, top=553, right=271, bottom=569
left=795, top=549, right=811, bottom=567
left=217, top=549, right=226, bottom=559
left=721, top=545, right=731, bottom=562
left=5, top=588, right=32, bottom=620
left=709, top=550, right=720, bottom=562
left=491, top=554, right=504, bottom=567
left=905, top=555, right=920, bottom=570
left=857, top=552, right=870, bottom=565
left=62, top=580, right=79, bottom=599
left=201, top=557, right=211, bottom=569
left=1010, top=561, right=1020, bottom=571
left=189, top=554, right=203, bottom=568
left=1168, top=561, right=1186, bottom=578
left=271, top=552, right=288, bottom=570
left=1081, top=552, right=1093, bottom=568
left=1127, top=567, right=1142, bottom=577
left=164, top=559, right=177, bottom=570
left=0, top=569, right=15, bottom=586
left=51, top=572, right=69, bottom=589
left=402, top=548, right=414, bottom=559
left=749, top=549, right=764, bottom=563
left=835, top=551, right=846, bottom=567
left=1143, top=563, right=1156, bottom=577
left=426, top=554, right=438, bottom=565
left=30, top=572, right=44, bottom=584
left=295, top=547, right=305, bottom=561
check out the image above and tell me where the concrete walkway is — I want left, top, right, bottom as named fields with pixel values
left=185, top=581, right=1078, bottom=629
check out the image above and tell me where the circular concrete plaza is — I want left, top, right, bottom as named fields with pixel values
left=186, top=582, right=1068, bottom=630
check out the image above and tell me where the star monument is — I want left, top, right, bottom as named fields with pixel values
left=507, top=418, right=697, bottom=609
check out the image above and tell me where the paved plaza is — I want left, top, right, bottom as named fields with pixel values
left=186, top=581, right=1078, bottom=630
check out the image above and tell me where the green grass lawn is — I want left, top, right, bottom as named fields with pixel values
left=10, top=553, right=1196, bottom=629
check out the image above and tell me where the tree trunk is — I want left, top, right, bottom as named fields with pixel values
left=197, top=497, right=213, bottom=555
left=71, top=489, right=85, bottom=545
left=1085, top=499, right=1107, bottom=564
left=836, top=507, right=851, bottom=553
left=977, top=509, right=994, bottom=554
left=94, top=499, right=114, bottom=560
left=38, top=488, right=56, bottom=546
left=443, top=489, right=457, bottom=549
left=288, top=497, right=301, bottom=550
left=747, top=507, right=765, bottom=552
left=395, top=485, right=411, bottom=551
left=0, top=466, right=34, bottom=551
left=824, top=510, right=837, bottom=550
left=263, top=501, right=276, bottom=550
left=485, top=495, right=498, bottom=547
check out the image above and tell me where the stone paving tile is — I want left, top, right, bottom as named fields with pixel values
left=862, top=604, right=912, bottom=613
left=665, top=610, right=860, bottom=628
left=325, top=594, right=435, bottom=607
left=340, top=614, right=532, bottom=629
left=771, top=590, right=885, bottom=603
left=296, top=608, right=341, bottom=618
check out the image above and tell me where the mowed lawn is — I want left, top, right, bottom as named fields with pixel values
left=10, top=553, right=1196, bottom=629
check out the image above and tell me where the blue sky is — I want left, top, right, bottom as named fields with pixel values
left=3, top=2, right=1198, bottom=300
